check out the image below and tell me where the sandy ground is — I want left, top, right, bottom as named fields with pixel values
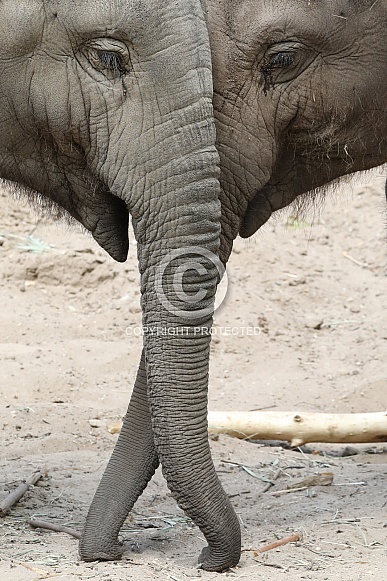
left=1, top=169, right=387, bottom=580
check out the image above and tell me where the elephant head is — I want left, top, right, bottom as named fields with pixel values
left=4, top=0, right=387, bottom=573
left=0, top=0, right=240, bottom=572
left=208, top=0, right=387, bottom=258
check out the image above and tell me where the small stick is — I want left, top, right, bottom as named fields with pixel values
left=29, top=519, right=81, bottom=539
left=253, top=560, right=284, bottom=569
left=18, top=562, right=51, bottom=577
left=270, top=486, right=308, bottom=497
left=0, top=469, right=45, bottom=516
left=262, top=468, right=281, bottom=493
left=342, top=252, right=369, bottom=268
left=256, top=532, right=302, bottom=553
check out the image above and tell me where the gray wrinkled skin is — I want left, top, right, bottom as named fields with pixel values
left=1, top=0, right=387, bottom=573
left=207, top=0, right=387, bottom=261
left=0, top=0, right=241, bottom=573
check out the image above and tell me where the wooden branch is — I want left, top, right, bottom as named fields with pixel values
left=17, top=563, right=51, bottom=578
left=208, top=411, right=387, bottom=447
left=243, top=532, right=302, bottom=554
left=29, top=519, right=81, bottom=539
left=256, top=532, right=302, bottom=553
left=0, top=469, right=45, bottom=516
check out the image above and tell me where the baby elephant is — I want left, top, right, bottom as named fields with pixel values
left=1, top=0, right=387, bottom=573
left=205, top=0, right=387, bottom=567
left=208, top=0, right=387, bottom=263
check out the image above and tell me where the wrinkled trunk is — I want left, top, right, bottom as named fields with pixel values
left=81, top=149, right=241, bottom=571
left=136, top=164, right=241, bottom=571
left=80, top=1, right=241, bottom=572
left=80, top=350, right=158, bottom=560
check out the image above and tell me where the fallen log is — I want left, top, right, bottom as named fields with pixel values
left=208, top=411, right=387, bottom=447
left=0, top=469, right=46, bottom=516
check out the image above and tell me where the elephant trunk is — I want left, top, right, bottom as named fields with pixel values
left=81, top=120, right=241, bottom=571
left=135, top=148, right=241, bottom=570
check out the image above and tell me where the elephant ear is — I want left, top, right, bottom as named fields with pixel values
left=92, top=196, right=129, bottom=262
left=239, top=191, right=272, bottom=238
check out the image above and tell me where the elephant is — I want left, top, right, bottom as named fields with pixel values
left=1, top=0, right=239, bottom=572
left=1, top=0, right=387, bottom=574
left=207, top=0, right=387, bottom=265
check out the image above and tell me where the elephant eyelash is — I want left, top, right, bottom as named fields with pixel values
left=269, top=52, right=295, bottom=68
left=260, top=51, right=295, bottom=95
left=97, top=51, right=126, bottom=75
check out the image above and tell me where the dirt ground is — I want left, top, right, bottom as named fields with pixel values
left=1, top=169, right=387, bottom=581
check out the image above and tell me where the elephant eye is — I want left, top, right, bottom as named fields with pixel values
left=269, top=52, right=295, bottom=69
left=260, top=52, right=295, bottom=95
left=96, top=51, right=126, bottom=74
left=89, top=50, right=127, bottom=77
left=259, top=42, right=316, bottom=95
left=82, top=39, right=131, bottom=81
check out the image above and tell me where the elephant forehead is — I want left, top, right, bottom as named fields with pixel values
left=0, top=0, right=44, bottom=58
left=218, top=0, right=384, bottom=50
left=43, top=0, right=204, bottom=47
left=45, top=0, right=150, bottom=40
left=38, top=1, right=213, bottom=87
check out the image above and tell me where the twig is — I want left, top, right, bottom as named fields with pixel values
left=256, top=532, right=302, bottom=553
left=332, top=481, right=366, bottom=487
left=322, top=517, right=360, bottom=525
left=262, top=468, right=281, bottom=493
left=241, top=465, right=273, bottom=484
left=18, top=562, right=51, bottom=578
left=253, top=559, right=284, bottom=569
left=0, top=469, right=46, bottom=516
left=270, top=486, right=309, bottom=496
left=243, top=532, right=302, bottom=554
left=221, top=460, right=274, bottom=484
left=342, top=252, right=369, bottom=268
left=29, top=519, right=81, bottom=539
